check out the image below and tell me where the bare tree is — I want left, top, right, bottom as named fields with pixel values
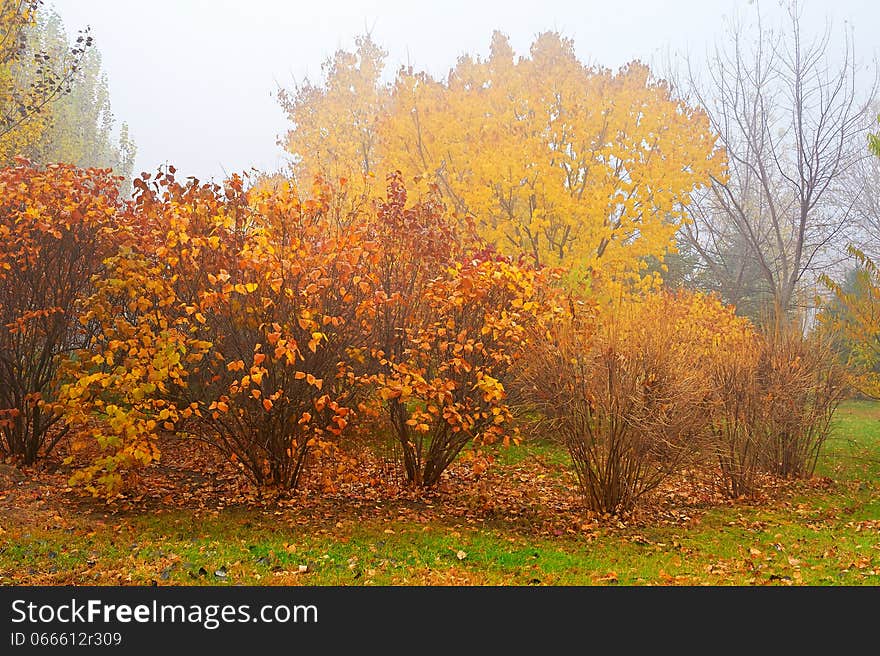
left=845, top=106, right=880, bottom=259
left=681, top=1, right=877, bottom=321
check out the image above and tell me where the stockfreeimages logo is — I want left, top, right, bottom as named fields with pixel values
left=10, top=599, right=318, bottom=630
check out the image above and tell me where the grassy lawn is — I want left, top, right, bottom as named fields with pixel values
left=1, top=400, right=879, bottom=586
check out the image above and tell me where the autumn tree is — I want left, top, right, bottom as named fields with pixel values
left=21, top=8, right=136, bottom=194
left=820, top=246, right=880, bottom=399
left=817, top=106, right=880, bottom=399
left=680, top=2, right=877, bottom=321
left=280, top=31, right=723, bottom=287
left=0, top=161, right=123, bottom=464
left=278, top=33, right=387, bottom=194
left=0, top=0, right=93, bottom=164
left=364, top=174, right=459, bottom=484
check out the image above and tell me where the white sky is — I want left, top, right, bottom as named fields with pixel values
left=46, top=0, right=879, bottom=183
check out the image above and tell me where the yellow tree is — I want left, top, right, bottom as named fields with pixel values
left=278, top=33, right=387, bottom=196
left=0, top=0, right=92, bottom=164
left=281, top=31, right=724, bottom=287
left=819, top=136, right=880, bottom=399
left=21, top=8, right=136, bottom=190
left=0, top=0, right=46, bottom=158
left=821, top=246, right=880, bottom=399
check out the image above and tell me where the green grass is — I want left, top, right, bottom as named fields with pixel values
left=2, top=400, right=879, bottom=586
left=819, top=399, right=880, bottom=481
left=491, top=438, right=571, bottom=468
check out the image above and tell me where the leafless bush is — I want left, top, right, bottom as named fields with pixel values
left=707, top=318, right=846, bottom=497
left=706, top=331, right=765, bottom=497
left=756, top=321, right=846, bottom=479
left=514, top=297, right=712, bottom=514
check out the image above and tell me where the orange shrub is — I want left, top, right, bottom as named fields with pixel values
left=366, top=173, right=554, bottom=486
left=374, top=255, right=552, bottom=486
left=0, top=161, right=125, bottom=464
left=66, top=170, right=378, bottom=495
left=176, top=178, right=377, bottom=491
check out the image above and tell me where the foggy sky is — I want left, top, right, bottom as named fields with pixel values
left=46, top=0, right=880, bottom=184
